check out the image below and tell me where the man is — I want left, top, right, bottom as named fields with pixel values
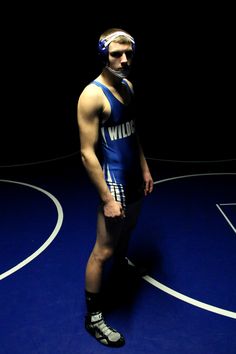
left=77, top=28, right=153, bottom=347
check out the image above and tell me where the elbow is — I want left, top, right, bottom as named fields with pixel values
left=80, top=144, right=98, bottom=168
left=80, top=150, right=87, bottom=165
left=80, top=149, right=92, bottom=167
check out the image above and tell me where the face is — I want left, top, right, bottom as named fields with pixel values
left=108, top=42, right=134, bottom=71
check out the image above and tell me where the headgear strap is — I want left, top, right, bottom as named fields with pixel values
left=101, top=31, right=135, bottom=48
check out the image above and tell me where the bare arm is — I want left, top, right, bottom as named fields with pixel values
left=77, top=85, right=124, bottom=217
left=124, top=79, right=154, bottom=196
left=138, top=143, right=154, bottom=195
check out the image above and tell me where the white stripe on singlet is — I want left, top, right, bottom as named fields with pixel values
left=107, top=181, right=126, bottom=208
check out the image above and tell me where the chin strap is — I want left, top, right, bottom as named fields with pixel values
left=105, top=65, right=130, bottom=79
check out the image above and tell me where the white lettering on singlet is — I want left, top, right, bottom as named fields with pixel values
left=108, top=120, right=135, bottom=141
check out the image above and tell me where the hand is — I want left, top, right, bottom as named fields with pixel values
left=143, top=171, right=154, bottom=196
left=103, top=199, right=125, bottom=218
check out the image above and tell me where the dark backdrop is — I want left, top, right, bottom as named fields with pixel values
left=0, top=4, right=234, bottom=164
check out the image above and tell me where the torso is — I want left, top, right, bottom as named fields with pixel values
left=94, top=78, right=132, bottom=123
left=86, top=76, right=143, bottom=206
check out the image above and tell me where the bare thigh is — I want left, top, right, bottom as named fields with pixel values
left=96, top=199, right=143, bottom=252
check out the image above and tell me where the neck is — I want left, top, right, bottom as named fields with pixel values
left=99, top=68, right=124, bottom=87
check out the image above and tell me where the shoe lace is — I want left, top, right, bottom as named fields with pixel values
left=96, top=319, right=113, bottom=336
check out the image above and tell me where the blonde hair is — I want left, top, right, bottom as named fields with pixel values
left=99, top=28, right=133, bottom=45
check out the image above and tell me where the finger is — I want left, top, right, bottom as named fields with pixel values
left=144, top=182, right=149, bottom=195
left=145, top=181, right=153, bottom=194
left=149, top=181, right=153, bottom=193
left=120, top=207, right=126, bottom=218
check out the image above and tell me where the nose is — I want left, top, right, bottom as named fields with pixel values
left=120, top=52, right=128, bottom=64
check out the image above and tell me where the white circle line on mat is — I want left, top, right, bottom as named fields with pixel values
left=0, top=179, right=64, bottom=280
left=129, top=172, right=236, bottom=319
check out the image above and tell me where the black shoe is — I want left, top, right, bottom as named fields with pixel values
left=85, top=312, right=125, bottom=347
left=114, top=257, right=148, bottom=277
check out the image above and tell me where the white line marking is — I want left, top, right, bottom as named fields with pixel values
left=219, top=203, right=236, bottom=205
left=0, top=151, right=79, bottom=168
left=216, top=204, right=236, bottom=234
left=153, top=172, right=236, bottom=185
left=128, top=258, right=236, bottom=319
left=145, top=276, right=236, bottom=319
left=130, top=172, right=236, bottom=319
left=0, top=179, right=64, bottom=280
left=146, top=157, right=236, bottom=163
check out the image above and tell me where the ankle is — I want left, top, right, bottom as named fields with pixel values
left=85, top=290, right=102, bottom=314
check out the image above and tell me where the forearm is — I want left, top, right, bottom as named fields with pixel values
left=138, top=142, right=150, bottom=174
left=81, top=151, right=113, bottom=204
left=137, top=141, right=154, bottom=195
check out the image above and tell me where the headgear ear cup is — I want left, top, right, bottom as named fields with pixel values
left=98, top=31, right=135, bottom=62
left=98, top=38, right=109, bottom=61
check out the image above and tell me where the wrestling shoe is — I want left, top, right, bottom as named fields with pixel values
left=85, top=311, right=125, bottom=347
left=114, top=257, right=148, bottom=277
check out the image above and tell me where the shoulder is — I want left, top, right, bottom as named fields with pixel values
left=78, top=82, right=104, bottom=110
left=79, top=82, right=103, bottom=102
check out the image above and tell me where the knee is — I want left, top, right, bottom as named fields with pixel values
left=92, top=246, right=114, bottom=264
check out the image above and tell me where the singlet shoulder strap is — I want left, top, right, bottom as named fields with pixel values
left=91, top=80, right=133, bottom=106
left=91, top=80, right=115, bottom=101
left=122, top=79, right=134, bottom=95
left=92, top=79, right=134, bottom=95
left=91, top=80, right=110, bottom=93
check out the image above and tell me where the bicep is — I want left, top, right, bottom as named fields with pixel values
left=77, top=92, right=100, bottom=153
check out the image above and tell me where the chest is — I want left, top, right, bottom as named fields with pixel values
left=101, top=86, right=132, bottom=123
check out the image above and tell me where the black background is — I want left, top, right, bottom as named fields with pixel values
left=0, top=3, right=234, bottom=164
